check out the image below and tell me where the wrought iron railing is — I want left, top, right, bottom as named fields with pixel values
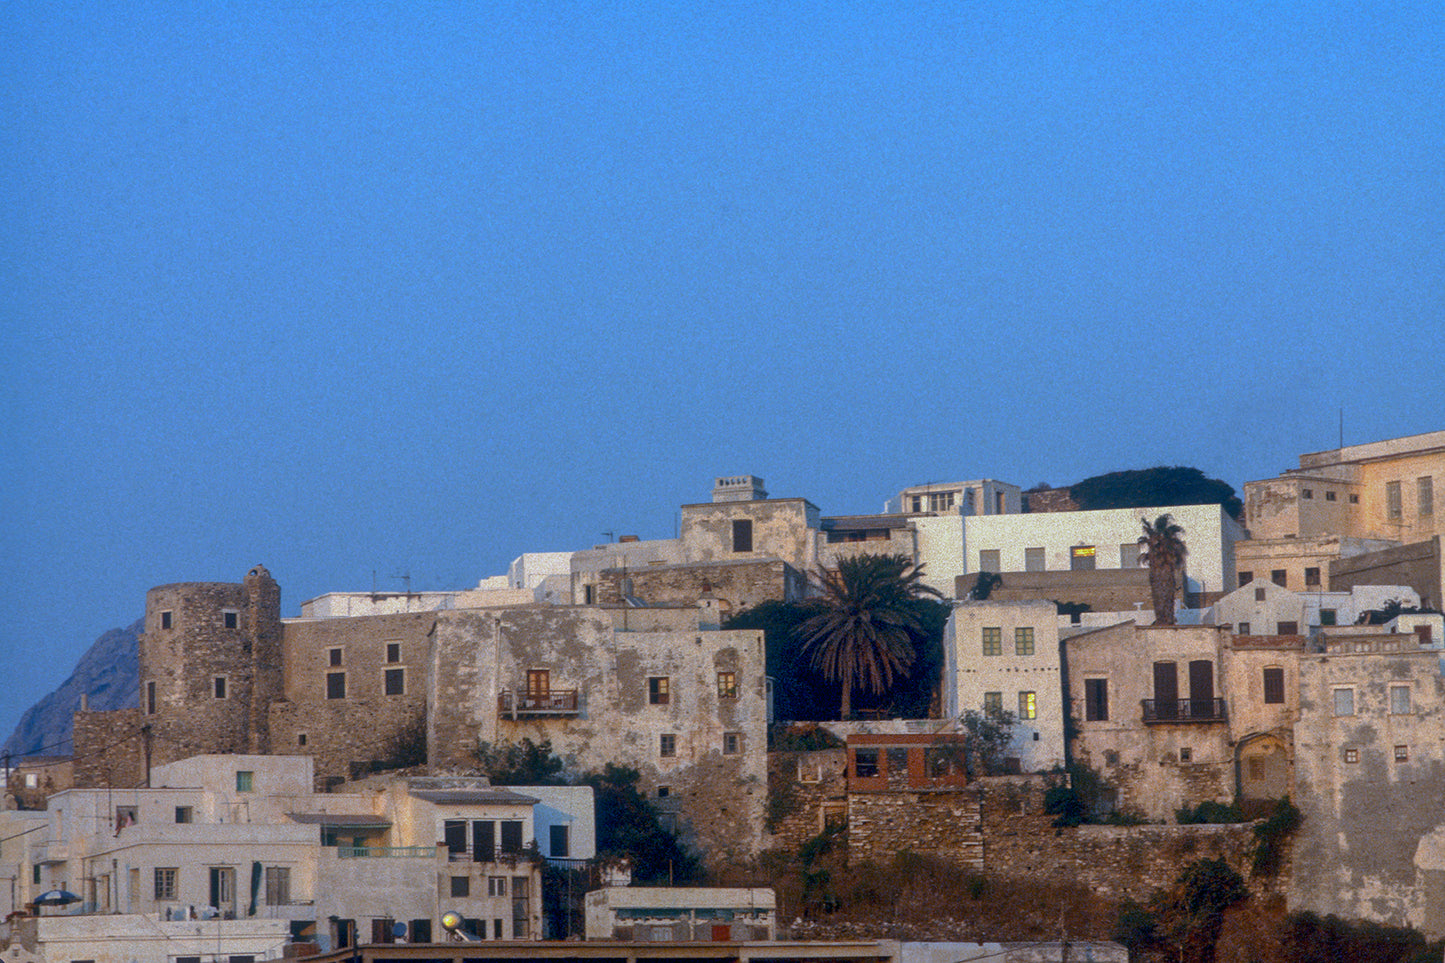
left=1141, top=698, right=1227, bottom=723
left=497, top=689, right=579, bottom=715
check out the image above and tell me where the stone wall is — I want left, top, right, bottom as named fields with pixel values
left=71, top=709, right=146, bottom=788
left=596, top=559, right=804, bottom=615
left=848, top=788, right=982, bottom=865
left=1023, top=489, right=1080, bottom=514
left=766, top=748, right=847, bottom=851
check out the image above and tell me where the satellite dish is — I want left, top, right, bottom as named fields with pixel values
left=393, top=921, right=407, bottom=939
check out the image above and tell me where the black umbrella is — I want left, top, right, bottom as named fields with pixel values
left=34, top=889, right=81, bottom=906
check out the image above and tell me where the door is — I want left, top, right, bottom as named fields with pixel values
left=526, top=669, right=550, bottom=709
left=473, top=820, right=495, bottom=862
left=209, top=866, right=235, bottom=917
left=1188, top=660, right=1215, bottom=719
left=1153, top=662, right=1178, bottom=720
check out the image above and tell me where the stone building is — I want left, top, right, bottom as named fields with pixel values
left=1290, top=629, right=1445, bottom=938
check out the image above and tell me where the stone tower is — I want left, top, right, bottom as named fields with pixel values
left=137, top=565, right=284, bottom=764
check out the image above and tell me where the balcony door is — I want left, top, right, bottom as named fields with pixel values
left=209, top=866, right=235, bottom=917
left=1153, top=662, right=1178, bottom=720
left=527, top=669, right=550, bottom=708
left=1188, top=660, right=1215, bottom=719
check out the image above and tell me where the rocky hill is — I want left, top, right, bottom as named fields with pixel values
left=3, top=619, right=141, bottom=758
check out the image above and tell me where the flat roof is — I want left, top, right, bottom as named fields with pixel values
left=410, top=789, right=540, bottom=806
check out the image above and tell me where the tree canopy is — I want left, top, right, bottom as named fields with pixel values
left=1068, top=466, right=1243, bottom=520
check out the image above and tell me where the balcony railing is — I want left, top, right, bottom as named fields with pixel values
left=1141, top=698, right=1227, bottom=724
left=498, top=689, right=579, bottom=716
left=336, top=846, right=437, bottom=859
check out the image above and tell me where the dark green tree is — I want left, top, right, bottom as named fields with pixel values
left=1069, top=466, right=1243, bottom=520
left=796, top=554, right=942, bottom=720
left=1139, top=513, right=1187, bottom=625
left=581, top=763, right=700, bottom=884
left=473, top=737, right=569, bottom=785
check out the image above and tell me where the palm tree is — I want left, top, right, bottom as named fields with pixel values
left=1139, top=513, right=1187, bottom=625
left=795, top=553, right=941, bottom=719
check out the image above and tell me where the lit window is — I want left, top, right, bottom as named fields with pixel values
left=648, top=677, right=670, bottom=705
left=1014, top=627, right=1035, bottom=656
left=1069, top=546, right=1096, bottom=571
left=981, top=627, right=1002, bottom=656
left=659, top=734, right=676, bottom=758
left=1333, top=688, right=1354, bottom=716
left=717, top=672, right=737, bottom=699
left=236, top=770, right=254, bottom=792
left=1018, top=691, right=1037, bottom=720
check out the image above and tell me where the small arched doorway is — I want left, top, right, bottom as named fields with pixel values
left=1236, top=732, right=1291, bottom=817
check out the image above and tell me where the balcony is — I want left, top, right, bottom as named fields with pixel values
left=497, top=689, right=579, bottom=717
left=1141, top=698, right=1228, bottom=724
left=336, top=845, right=437, bottom=858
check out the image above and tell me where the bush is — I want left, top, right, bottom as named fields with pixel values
left=1176, top=800, right=1246, bottom=824
left=1251, top=796, right=1302, bottom=877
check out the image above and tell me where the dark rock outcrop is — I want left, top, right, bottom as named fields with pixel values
left=3, top=619, right=141, bottom=757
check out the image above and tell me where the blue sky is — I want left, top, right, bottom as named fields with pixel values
left=2, top=2, right=1442, bottom=742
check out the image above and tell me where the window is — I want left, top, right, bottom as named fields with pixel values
left=1305, top=567, right=1321, bottom=587
left=659, top=734, right=676, bottom=758
left=1271, top=570, right=1287, bottom=587
left=583, top=584, right=596, bottom=605
left=550, top=824, right=569, bottom=858
left=732, top=519, right=753, bottom=553
left=1325, top=490, right=1336, bottom=501
left=1320, top=609, right=1337, bottom=626
left=853, top=748, right=879, bottom=778
left=500, top=820, right=523, bottom=854
left=1179, top=747, right=1192, bottom=762
left=236, top=770, right=254, bottom=792
left=154, top=867, right=178, bottom=900
left=145, top=681, right=156, bottom=715
left=1344, top=748, right=1359, bottom=764
left=1390, top=685, right=1412, bottom=714
left=297, top=732, right=308, bottom=747
left=648, top=677, right=670, bottom=705
left=451, top=876, right=470, bottom=898
left=494, top=919, right=504, bottom=939
left=526, top=669, right=550, bottom=698
left=329, top=648, right=343, bottom=667
left=1263, top=667, right=1284, bottom=704
left=384, top=668, right=405, bottom=696
left=265, top=866, right=290, bottom=905
left=657, top=785, right=670, bottom=798
left=1018, top=691, right=1037, bottom=720
left=717, top=671, right=737, bottom=699
left=1238, top=622, right=1251, bottom=635
left=327, top=672, right=346, bottom=699
left=223, top=610, right=238, bottom=629
left=1120, top=543, right=1141, bottom=568
left=386, top=642, right=401, bottom=663
left=1333, top=688, right=1355, bottom=716
left=511, top=877, right=529, bottom=938
left=1024, top=547, right=1045, bottom=571
left=1395, top=745, right=1409, bottom=762
left=1302, top=488, right=1313, bottom=499
left=116, top=805, right=137, bottom=829
left=1277, top=621, right=1299, bottom=635
left=213, top=676, right=227, bottom=699
left=1420, top=477, right=1435, bottom=516
left=1349, top=493, right=1359, bottom=504
left=1386, top=481, right=1402, bottom=519
left=175, top=806, right=193, bottom=824
left=723, top=732, right=741, bottom=755
left=488, top=876, right=507, bottom=896
left=1255, top=587, right=1267, bottom=602
left=1014, top=627, right=1035, bottom=656
left=1084, top=679, right=1108, bottom=721
left=983, top=691, right=1003, bottom=716
left=160, top=610, right=173, bottom=630
left=979, top=549, right=1001, bottom=572
left=1238, top=571, right=1253, bottom=586
left=981, top=627, right=1002, bottom=656
left=1070, top=546, right=1096, bottom=570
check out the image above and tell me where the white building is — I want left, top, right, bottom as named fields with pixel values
left=963, top=503, right=1245, bottom=599
left=943, top=600, right=1066, bottom=771
left=584, top=887, right=776, bottom=941
left=1210, top=581, right=1423, bottom=638
left=0, top=755, right=593, bottom=958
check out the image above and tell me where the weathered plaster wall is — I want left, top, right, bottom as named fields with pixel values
left=1290, top=640, right=1445, bottom=937
left=595, top=559, right=802, bottom=615
left=766, top=748, right=848, bottom=851
left=679, top=499, right=820, bottom=571
left=1331, top=536, right=1444, bottom=611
